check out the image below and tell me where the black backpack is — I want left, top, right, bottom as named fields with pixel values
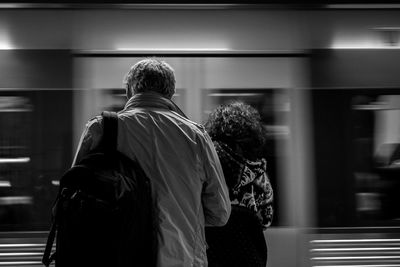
left=42, top=111, right=157, bottom=267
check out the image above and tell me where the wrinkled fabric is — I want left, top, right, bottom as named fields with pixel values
left=213, top=141, right=273, bottom=229
left=73, top=92, right=231, bottom=267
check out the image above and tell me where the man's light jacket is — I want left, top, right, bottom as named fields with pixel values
left=73, top=92, right=231, bottom=267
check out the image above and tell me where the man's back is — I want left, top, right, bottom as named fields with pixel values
left=118, top=104, right=218, bottom=266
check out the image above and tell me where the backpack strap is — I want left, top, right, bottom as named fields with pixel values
left=42, top=215, right=56, bottom=267
left=42, top=193, right=62, bottom=267
left=101, top=111, right=119, bottom=152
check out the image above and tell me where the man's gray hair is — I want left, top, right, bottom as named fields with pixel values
left=123, top=58, right=176, bottom=99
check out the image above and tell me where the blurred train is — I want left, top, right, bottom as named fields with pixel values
left=1, top=3, right=400, bottom=267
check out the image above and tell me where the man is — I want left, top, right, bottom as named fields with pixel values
left=72, top=58, right=231, bottom=267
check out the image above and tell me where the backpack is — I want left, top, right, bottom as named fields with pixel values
left=42, top=111, right=157, bottom=267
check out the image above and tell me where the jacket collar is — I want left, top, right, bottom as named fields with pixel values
left=123, top=91, right=187, bottom=118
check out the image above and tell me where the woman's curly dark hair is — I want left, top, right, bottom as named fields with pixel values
left=205, top=101, right=267, bottom=160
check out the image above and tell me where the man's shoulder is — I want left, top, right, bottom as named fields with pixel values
left=83, top=115, right=104, bottom=139
left=170, top=112, right=207, bottom=133
left=121, top=108, right=205, bottom=129
left=119, top=108, right=210, bottom=141
left=86, top=115, right=103, bottom=128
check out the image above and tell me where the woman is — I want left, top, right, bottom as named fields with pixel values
left=204, top=101, right=274, bottom=267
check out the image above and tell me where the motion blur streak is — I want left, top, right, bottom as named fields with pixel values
left=311, top=248, right=400, bottom=251
left=313, top=265, right=400, bottom=267
left=311, top=238, right=400, bottom=266
left=0, top=158, right=30, bottom=164
left=312, top=256, right=400, bottom=260
left=311, top=239, right=400, bottom=243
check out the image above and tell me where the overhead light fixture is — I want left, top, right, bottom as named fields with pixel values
left=115, top=48, right=229, bottom=52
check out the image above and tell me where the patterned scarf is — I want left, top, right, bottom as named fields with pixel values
left=214, top=141, right=273, bottom=229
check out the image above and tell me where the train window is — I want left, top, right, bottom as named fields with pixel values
left=312, top=89, right=400, bottom=227
left=0, top=90, right=72, bottom=231
left=353, top=94, right=400, bottom=224
left=0, top=95, right=33, bottom=230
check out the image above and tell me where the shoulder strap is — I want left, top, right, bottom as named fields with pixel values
left=42, top=211, right=57, bottom=266
left=42, top=191, right=63, bottom=267
left=101, top=111, right=119, bottom=152
left=42, top=112, right=119, bottom=267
